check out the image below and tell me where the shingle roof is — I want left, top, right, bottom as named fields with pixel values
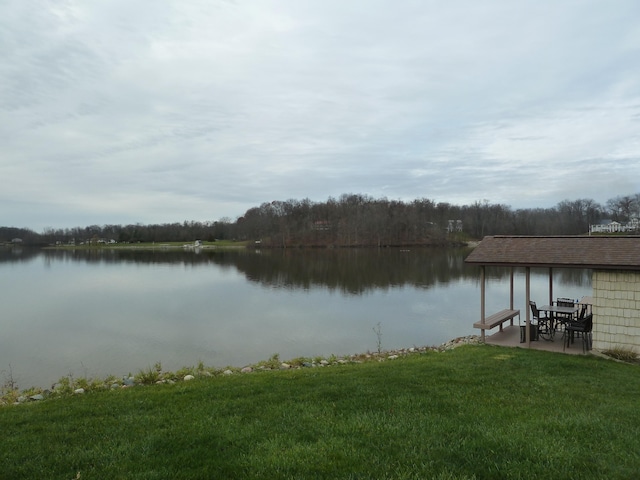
left=464, top=235, right=640, bottom=270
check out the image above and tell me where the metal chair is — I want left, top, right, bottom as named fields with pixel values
left=561, top=304, right=586, bottom=344
left=529, top=301, right=552, bottom=340
left=564, top=313, right=593, bottom=353
left=555, top=297, right=576, bottom=330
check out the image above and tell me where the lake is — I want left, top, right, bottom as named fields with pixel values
left=0, top=246, right=592, bottom=389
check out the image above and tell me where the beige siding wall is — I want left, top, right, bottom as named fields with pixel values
left=592, top=270, right=640, bottom=353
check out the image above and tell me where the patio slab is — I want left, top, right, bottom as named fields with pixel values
left=482, top=325, right=589, bottom=355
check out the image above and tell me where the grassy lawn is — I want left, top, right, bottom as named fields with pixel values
left=1, top=345, right=639, bottom=479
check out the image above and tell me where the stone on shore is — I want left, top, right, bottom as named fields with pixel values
left=4, top=336, right=484, bottom=406
left=439, top=335, right=481, bottom=350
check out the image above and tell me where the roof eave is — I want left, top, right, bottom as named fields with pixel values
left=465, top=260, right=639, bottom=270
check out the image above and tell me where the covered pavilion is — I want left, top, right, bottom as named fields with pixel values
left=464, top=235, right=640, bottom=353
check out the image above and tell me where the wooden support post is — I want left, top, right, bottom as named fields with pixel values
left=526, top=266, right=531, bottom=345
left=480, top=265, right=486, bottom=342
left=509, top=268, right=514, bottom=310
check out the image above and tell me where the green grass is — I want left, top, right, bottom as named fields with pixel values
left=1, top=345, right=640, bottom=479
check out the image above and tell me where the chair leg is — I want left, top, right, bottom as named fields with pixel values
left=581, top=332, right=592, bottom=353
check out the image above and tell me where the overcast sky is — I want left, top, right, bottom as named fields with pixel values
left=2, top=0, right=639, bottom=231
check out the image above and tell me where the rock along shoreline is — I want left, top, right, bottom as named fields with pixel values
left=4, top=336, right=481, bottom=406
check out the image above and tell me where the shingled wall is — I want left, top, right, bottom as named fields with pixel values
left=592, top=270, right=640, bottom=353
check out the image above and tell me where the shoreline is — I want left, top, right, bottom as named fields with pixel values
left=2, top=336, right=481, bottom=406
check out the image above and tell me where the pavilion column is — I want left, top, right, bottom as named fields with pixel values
left=526, top=266, right=531, bottom=346
left=510, top=268, right=514, bottom=310
left=480, top=265, right=485, bottom=342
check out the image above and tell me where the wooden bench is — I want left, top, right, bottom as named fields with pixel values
left=473, top=309, right=520, bottom=332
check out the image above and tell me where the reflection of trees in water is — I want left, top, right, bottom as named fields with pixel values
left=484, top=267, right=592, bottom=289
left=549, top=268, right=592, bottom=287
left=233, top=248, right=479, bottom=294
left=0, top=246, right=40, bottom=263
left=5, top=247, right=592, bottom=294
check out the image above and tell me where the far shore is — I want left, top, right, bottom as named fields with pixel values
left=42, top=239, right=475, bottom=250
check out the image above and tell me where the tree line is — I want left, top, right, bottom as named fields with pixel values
left=2, top=193, right=639, bottom=247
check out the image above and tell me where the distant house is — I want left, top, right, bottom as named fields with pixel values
left=465, top=235, right=640, bottom=354
left=590, top=220, right=622, bottom=233
left=313, top=220, right=331, bottom=231
left=11, top=238, right=23, bottom=244
left=590, top=218, right=639, bottom=234
left=447, top=220, right=463, bottom=233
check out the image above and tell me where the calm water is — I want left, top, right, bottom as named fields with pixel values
left=0, top=246, right=591, bottom=388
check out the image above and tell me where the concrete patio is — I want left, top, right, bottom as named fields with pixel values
left=483, top=324, right=590, bottom=355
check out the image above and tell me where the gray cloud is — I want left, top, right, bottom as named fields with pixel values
left=2, top=0, right=640, bottom=230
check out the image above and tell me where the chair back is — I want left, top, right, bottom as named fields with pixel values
left=557, top=297, right=574, bottom=308
left=584, top=313, right=593, bottom=333
left=577, top=304, right=587, bottom=320
left=529, top=301, right=539, bottom=316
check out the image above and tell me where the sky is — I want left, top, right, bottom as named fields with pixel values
left=2, top=0, right=640, bottom=231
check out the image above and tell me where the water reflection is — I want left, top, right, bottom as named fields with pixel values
left=4, top=246, right=483, bottom=292
left=1, top=246, right=592, bottom=291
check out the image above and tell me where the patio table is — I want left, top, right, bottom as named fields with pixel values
left=539, top=304, right=579, bottom=331
left=539, top=305, right=579, bottom=316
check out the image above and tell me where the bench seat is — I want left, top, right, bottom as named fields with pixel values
left=473, top=309, right=520, bottom=331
